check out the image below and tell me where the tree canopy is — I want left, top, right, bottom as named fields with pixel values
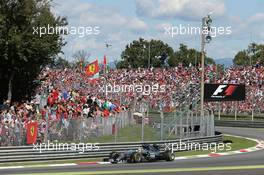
left=169, top=43, right=215, bottom=67
left=0, top=0, right=67, bottom=102
left=117, top=38, right=215, bottom=69
left=117, top=38, right=174, bottom=68
left=233, top=43, right=264, bottom=65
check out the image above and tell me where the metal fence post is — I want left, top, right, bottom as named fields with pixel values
left=252, top=97, right=254, bottom=121
left=218, top=102, right=221, bottom=120
left=114, top=117, right=117, bottom=143
left=45, top=113, right=49, bottom=144
left=80, top=117, right=84, bottom=142
left=160, top=110, right=164, bottom=141
left=235, top=102, right=237, bottom=121
left=141, top=114, right=144, bottom=142
left=211, top=111, right=215, bottom=136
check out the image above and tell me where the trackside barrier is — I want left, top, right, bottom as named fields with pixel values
left=215, top=120, right=264, bottom=128
left=0, top=111, right=132, bottom=146
left=0, top=133, right=222, bottom=163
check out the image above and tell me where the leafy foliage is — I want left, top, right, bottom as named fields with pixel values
left=0, top=0, right=67, bottom=102
left=117, top=38, right=174, bottom=68
left=233, top=43, right=264, bottom=65
left=117, top=39, right=215, bottom=68
left=52, top=57, right=70, bottom=69
left=169, top=44, right=215, bottom=67
left=73, top=50, right=90, bottom=66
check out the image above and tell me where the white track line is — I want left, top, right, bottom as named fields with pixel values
left=48, top=163, right=77, bottom=167
left=0, top=166, right=24, bottom=169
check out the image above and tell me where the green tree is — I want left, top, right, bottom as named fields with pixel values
left=73, top=50, right=90, bottom=67
left=117, top=38, right=174, bottom=68
left=0, top=0, right=67, bottom=102
left=252, top=44, right=264, bottom=64
left=233, top=50, right=249, bottom=65
left=52, top=57, right=70, bottom=69
left=170, top=44, right=215, bottom=66
left=233, top=43, right=264, bottom=66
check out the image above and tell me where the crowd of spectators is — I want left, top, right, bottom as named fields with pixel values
left=1, top=63, right=264, bottom=145
left=206, top=65, right=264, bottom=113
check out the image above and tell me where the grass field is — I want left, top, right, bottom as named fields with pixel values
left=87, top=124, right=159, bottom=143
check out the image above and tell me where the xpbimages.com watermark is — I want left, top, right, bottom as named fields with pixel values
left=33, top=141, right=99, bottom=153
left=98, top=83, right=166, bottom=95
left=164, top=24, right=232, bottom=38
left=32, top=24, right=100, bottom=37
left=165, top=140, right=232, bottom=153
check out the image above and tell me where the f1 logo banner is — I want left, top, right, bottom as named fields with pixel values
left=204, top=84, right=245, bottom=101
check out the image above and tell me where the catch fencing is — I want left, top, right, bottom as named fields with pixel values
left=0, top=111, right=132, bottom=146
left=47, top=111, right=132, bottom=142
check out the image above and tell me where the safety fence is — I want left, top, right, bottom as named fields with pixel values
left=47, top=110, right=132, bottom=142
left=210, top=102, right=264, bottom=121
left=133, top=82, right=215, bottom=141
left=214, top=113, right=264, bottom=121
left=149, top=110, right=215, bottom=139
left=0, top=110, right=133, bottom=146
left=0, top=133, right=222, bottom=163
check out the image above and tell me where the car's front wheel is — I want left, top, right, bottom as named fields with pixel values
left=164, top=151, right=175, bottom=161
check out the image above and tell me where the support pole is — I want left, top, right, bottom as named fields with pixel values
left=200, top=17, right=206, bottom=119
left=160, top=110, right=164, bottom=140
left=218, top=102, right=221, bottom=120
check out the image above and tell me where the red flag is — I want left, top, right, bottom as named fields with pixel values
left=26, top=121, right=38, bottom=144
left=103, top=55, right=108, bottom=74
left=103, top=55, right=107, bottom=65
left=85, top=60, right=99, bottom=76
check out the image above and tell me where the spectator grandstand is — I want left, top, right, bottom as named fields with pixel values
left=1, top=64, right=264, bottom=145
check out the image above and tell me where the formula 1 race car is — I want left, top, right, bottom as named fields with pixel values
left=108, top=144, right=175, bottom=164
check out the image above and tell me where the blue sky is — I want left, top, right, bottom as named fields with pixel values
left=52, top=0, right=264, bottom=62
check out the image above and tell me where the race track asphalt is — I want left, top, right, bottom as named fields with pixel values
left=1, top=126, right=264, bottom=175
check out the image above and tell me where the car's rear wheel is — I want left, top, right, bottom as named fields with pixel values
left=109, top=152, right=119, bottom=164
left=131, top=152, right=141, bottom=163
left=164, top=151, right=175, bottom=161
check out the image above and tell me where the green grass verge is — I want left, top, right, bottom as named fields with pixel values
left=87, top=124, right=159, bottom=143
left=175, top=135, right=257, bottom=157
left=0, top=158, right=101, bottom=167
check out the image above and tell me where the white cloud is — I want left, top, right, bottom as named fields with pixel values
left=52, top=0, right=148, bottom=61
left=127, top=18, right=148, bottom=33
left=207, top=43, right=238, bottom=58
left=135, top=0, right=226, bottom=21
left=247, top=13, right=264, bottom=23
left=51, top=0, right=262, bottom=62
left=227, top=13, right=264, bottom=42
left=53, top=0, right=147, bottom=33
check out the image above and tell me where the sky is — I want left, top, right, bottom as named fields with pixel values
left=51, top=0, right=264, bottom=62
